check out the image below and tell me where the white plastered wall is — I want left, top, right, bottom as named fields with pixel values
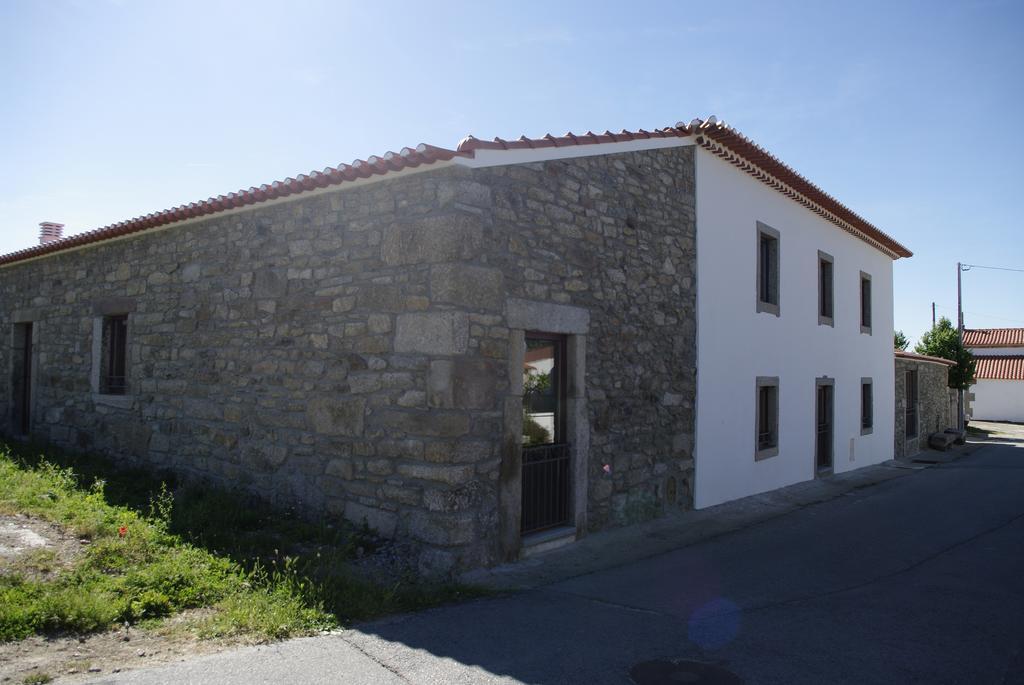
left=694, top=148, right=897, bottom=509
left=969, top=347, right=1024, bottom=356
left=970, top=379, right=1024, bottom=422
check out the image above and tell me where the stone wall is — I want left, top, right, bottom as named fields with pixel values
left=895, top=357, right=955, bottom=458
left=466, top=148, right=697, bottom=534
left=0, top=144, right=696, bottom=572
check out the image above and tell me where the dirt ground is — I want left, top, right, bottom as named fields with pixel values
left=0, top=613, right=250, bottom=683
left=0, top=516, right=251, bottom=683
left=0, top=515, right=83, bottom=581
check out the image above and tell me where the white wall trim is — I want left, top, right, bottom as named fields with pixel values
left=455, top=137, right=694, bottom=168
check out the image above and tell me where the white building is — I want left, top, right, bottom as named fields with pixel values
left=964, top=329, right=1024, bottom=423
left=693, top=133, right=905, bottom=508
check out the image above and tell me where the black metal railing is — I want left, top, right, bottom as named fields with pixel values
left=102, top=375, right=127, bottom=395
left=521, top=442, right=572, bottom=535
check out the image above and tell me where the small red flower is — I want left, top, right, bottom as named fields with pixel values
left=118, top=526, right=128, bottom=538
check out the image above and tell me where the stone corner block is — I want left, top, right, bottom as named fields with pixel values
left=506, top=298, right=589, bottom=334
left=381, top=213, right=483, bottom=266
left=430, top=263, right=504, bottom=311
left=395, top=312, right=469, bottom=355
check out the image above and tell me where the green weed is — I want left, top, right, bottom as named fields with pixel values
left=0, top=440, right=485, bottom=643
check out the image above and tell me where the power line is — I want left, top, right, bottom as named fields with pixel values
left=934, top=304, right=1024, bottom=326
left=961, top=263, right=1024, bottom=274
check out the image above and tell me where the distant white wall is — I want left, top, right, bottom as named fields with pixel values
left=968, top=347, right=1024, bottom=356
left=971, top=380, right=1024, bottom=422
left=694, top=148, right=897, bottom=509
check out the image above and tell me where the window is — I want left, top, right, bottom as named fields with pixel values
left=755, top=377, right=779, bottom=459
left=861, top=378, right=873, bottom=434
left=522, top=334, right=567, bottom=446
left=860, top=272, right=872, bottom=334
left=756, top=222, right=780, bottom=316
left=818, top=251, right=834, bottom=326
left=100, top=315, right=128, bottom=395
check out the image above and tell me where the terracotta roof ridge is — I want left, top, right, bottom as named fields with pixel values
left=458, top=117, right=910, bottom=259
left=1, top=115, right=912, bottom=266
left=963, top=327, right=1024, bottom=347
left=456, top=126, right=688, bottom=152
left=688, top=118, right=911, bottom=258
left=0, top=144, right=464, bottom=266
left=974, top=355, right=1024, bottom=380
left=895, top=349, right=957, bottom=366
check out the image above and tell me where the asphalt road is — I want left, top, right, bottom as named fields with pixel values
left=92, top=437, right=1024, bottom=685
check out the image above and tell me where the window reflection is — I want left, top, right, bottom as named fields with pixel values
left=523, top=336, right=563, bottom=446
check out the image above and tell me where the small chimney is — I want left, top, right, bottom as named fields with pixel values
left=39, top=222, right=64, bottom=245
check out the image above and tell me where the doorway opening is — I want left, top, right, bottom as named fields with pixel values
left=11, top=323, right=34, bottom=436
left=815, top=379, right=834, bottom=473
left=521, top=333, right=571, bottom=535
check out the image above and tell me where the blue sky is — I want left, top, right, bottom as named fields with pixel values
left=2, top=0, right=1022, bottom=343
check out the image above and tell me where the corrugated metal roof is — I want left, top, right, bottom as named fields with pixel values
left=975, top=355, right=1024, bottom=380
left=963, top=328, right=1024, bottom=348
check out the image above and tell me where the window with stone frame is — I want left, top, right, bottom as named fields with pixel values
left=818, top=251, right=834, bottom=326
left=100, top=314, right=128, bottom=395
left=756, top=222, right=780, bottom=316
left=860, top=272, right=873, bottom=334
left=755, top=377, right=779, bottom=459
left=861, top=378, right=874, bottom=434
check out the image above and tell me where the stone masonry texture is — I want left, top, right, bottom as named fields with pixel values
left=894, top=357, right=956, bottom=458
left=0, top=146, right=697, bottom=573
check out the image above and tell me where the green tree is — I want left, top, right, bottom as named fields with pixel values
left=894, top=330, right=909, bottom=351
left=915, top=317, right=977, bottom=389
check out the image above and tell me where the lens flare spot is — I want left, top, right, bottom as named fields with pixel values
left=688, top=597, right=741, bottom=650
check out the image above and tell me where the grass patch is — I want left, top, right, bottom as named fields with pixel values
left=0, top=440, right=486, bottom=644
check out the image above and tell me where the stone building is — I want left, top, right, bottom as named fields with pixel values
left=0, top=118, right=912, bottom=573
left=894, top=350, right=956, bottom=459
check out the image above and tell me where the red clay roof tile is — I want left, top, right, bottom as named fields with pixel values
left=974, top=355, right=1024, bottom=380
left=963, top=328, right=1024, bottom=348
left=0, top=145, right=466, bottom=267
left=0, top=118, right=911, bottom=266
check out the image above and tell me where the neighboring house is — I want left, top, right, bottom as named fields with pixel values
left=0, top=118, right=911, bottom=573
left=894, top=350, right=956, bottom=458
left=963, top=328, right=1024, bottom=423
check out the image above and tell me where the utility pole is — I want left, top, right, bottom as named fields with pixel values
left=956, top=263, right=965, bottom=430
left=932, top=302, right=936, bottom=328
